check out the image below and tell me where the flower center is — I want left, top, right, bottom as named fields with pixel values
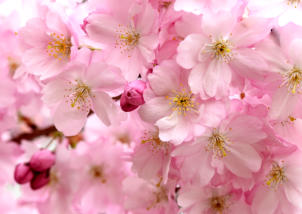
left=205, top=38, right=233, bottom=62
left=115, top=25, right=140, bottom=56
left=142, top=132, right=170, bottom=154
left=210, top=195, right=228, bottom=213
left=207, top=130, right=228, bottom=158
left=90, top=166, right=106, bottom=183
left=282, top=66, right=302, bottom=94
left=7, top=57, right=19, bottom=76
left=287, top=0, right=300, bottom=7
left=266, top=162, right=286, bottom=188
left=166, top=89, right=195, bottom=116
left=47, top=32, right=72, bottom=60
left=160, top=1, right=172, bottom=8
left=147, top=186, right=168, bottom=210
left=64, top=80, right=92, bottom=112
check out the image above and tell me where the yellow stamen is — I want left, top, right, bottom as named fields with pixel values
left=266, top=162, right=286, bottom=188
left=281, top=66, right=302, bottom=94
left=115, top=25, right=140, bottom=56
left=207, top=130, right=228, bottom=158
left=166, top=88, right=196, bottom=116
left=47, top=32, right=72, bottom=60
left=64, top=80, right=92, bottom=112
left=204, top=37, right=233, bottom=62
left=210, top=195, right=229, bottom=214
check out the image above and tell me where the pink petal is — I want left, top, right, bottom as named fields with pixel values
left=135, top=3, right=158, bottom=34
left=202, top=60, right=232, bottom=98
left=107, top=48, right=144, bottom=81
left=231, top=17, right=273, bottom=47
left=289, top=39, right=302, bottom=67
left=252, top=186, right=279, bottom=214
left=202, top=11, right=237, bottom=37
left=188, top=64, right=205, bottom=95
left=138, top=97, right=171, bottom=123
left=284, top=182, right=302, bottom=210
left=85, top=13, right=119, bottom=45
left=224, top=143, right=262, bottom=178
left=92, top=91, right=121, bottom=126
left=178, top=188, right=203, bottom=208
left=227, top=115, right=267, bottom=144
left=230, top=48, right=269, bottom=80
left=85, top=63, right=126, bottom=91
left=156, top=112, right=190, bottom=144
left=177, top=34, right=206, bottom=69
left=148, top=61, right=181, bottom=96
left=53, top=101, right=88, bottom=136
left=269, top=87, right=298, bottom=120
left=42, top=79, right=67, bottom=106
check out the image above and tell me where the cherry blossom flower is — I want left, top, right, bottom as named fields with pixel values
left=178, top=184, right=251, bottom=214
left=42, top=62, right=126, bottom=136
left=172, top=114, right=266, bottom=184
left=18, top=10, right=78, bottom=79
left=251, top=150, right=302, bottom=214
left=84, top=0, right=159, bottom=80
left=176, top=11, right=272, bottom=99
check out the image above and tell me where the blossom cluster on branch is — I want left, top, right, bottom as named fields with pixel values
left=1, top=0, right=302, bottom=213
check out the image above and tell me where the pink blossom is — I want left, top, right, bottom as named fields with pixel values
left=255, top=25, right=302, bottom=120
left=42, top=62, right=126, bottom=136
left=172, top=114, right=266, bottom=183
left=178, top=184, right=251, bottom=214
left=84, top=0, right=159, bottom=80
left=251, top=150, right=302, bottom=214
left=176, top=11, right=272, bottom=99
left=132, top=128, right=173, bottom=183
left=18, top=10, right=78, bottom=79
left=122, top=176, right=179, bottom=213
left=72, top=140, right=128, bottom=214
left=138, top=60, right=201, bottom=144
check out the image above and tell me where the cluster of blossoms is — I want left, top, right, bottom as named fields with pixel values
left=2, top=0, right=302, bottom=213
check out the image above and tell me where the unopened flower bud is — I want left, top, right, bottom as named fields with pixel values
left=14, top=163, right=34, bottom=184
left=30, top=170, right=50, bottom=190
left=30, top=150, right=55, bottom=172
left=120, top=80, right=146, bottom=112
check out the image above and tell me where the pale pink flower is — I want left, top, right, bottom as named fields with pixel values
left=251, top=150, right=302, bottom=214
left=176, top=11, right=272, bottom=99
left=138, top=60, right=201, bottom=144
left=42, top=62, right=126, bottom=136
left=178, top=184, right=251, bottom=214
left=132, top=128, right=173, bottom=183
left=255, top=26, right=302, bottom=120
left=122, top=176, right=179, bottom=213
left=84, top=0, right=159, bottom=80
left=72, top=140, right=128, bottom=214
left=18, top=10, right=78, bottom=79
left=172, top=114, right=266, bottom=184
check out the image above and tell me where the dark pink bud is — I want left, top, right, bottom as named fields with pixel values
left=30, top=171, right=50, bottom=190
left=120, top=80, right=146, bottom=112
left=14, top=163, right=34, bottom=184
left=30, top=150, right=55, bottom=172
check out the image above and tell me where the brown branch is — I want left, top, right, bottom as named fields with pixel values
left=10, top=94, right=122, bottom=144
left=10, top=126, right=57, bottom=144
